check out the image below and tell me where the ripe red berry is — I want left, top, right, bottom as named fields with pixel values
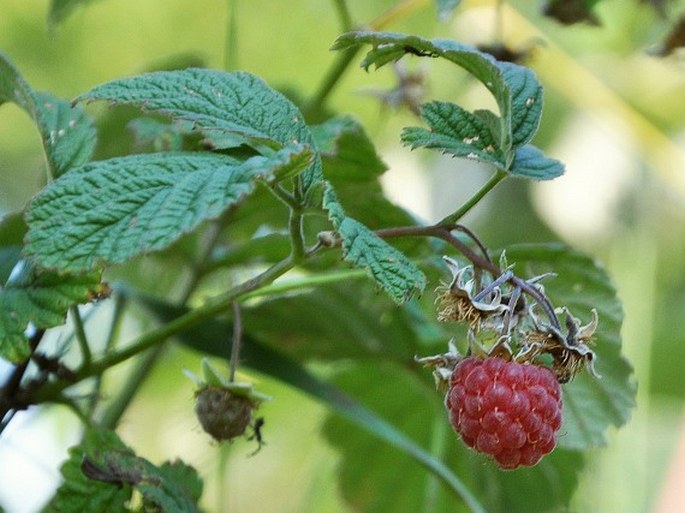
left=446, top=356, right=562, bottom=470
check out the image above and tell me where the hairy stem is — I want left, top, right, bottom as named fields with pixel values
left=374, top=224, right=562, bottom=329
left=438, top=169, right=508, bottom=226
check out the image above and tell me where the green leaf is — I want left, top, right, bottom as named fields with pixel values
left=332, top=32, right=544, bottom=156
left=509, top=145, right=564, bottom=180
left=435, top=0, right=461, bottom=21
left=499, top=62, right=543, bottom=148
left=312, top=116, right=387, bottom=180
left=44, top=429, right=131, bottom=513
left=137, top=296, right=485, bottom=513
left=31, top=91, right=98, bottom=178
left=45, top=429, right=202, bottom=513
left=401, top=101, right=505, bottom=166
left=323, top=185, right=426, bottom=304
left=25, top=146, right=313, bottom=272
left=332, top=32, right=505, bottom=106
left=48, top=0, right=103, bottom=26
left=0, top=261, right=103, bottom=362
left=503, top=243, right=636, bottom=449
left=0, top=51, right=33, bottom=110
left=338, top=217, right=426, bottom=303
left=152, top=461, right=204, bottom=506
left=125, top=458, right=201, bottom=513
left=78, top=69, right=323, bottom=194
left=0, top=53, right=96, bottom=178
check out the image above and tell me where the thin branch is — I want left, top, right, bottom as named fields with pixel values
left=438, top=169, right=508, bottom=226
left=0, top=329, right=45, bottom=434
left=229, top=301, right=242, bottom=382
left=70, top=306, right=91, bottom=370
left=31, top=256, right=296, bottom=405
left=332, top=0, right=353, bottom=31
left=86, top=293, right=127, bottom=418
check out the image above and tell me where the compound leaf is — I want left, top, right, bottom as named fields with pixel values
left=25, top=146, right=313, bottom=272
left=78, top=69, right=323, bottom=194
left=0, top=53, right=96, bottom=178
left=402, top=101, right=504, bottom=166
left=0, top=261, right=103, bottom=362
left=332, top=32, right=544, bottom=157
left=510, top=145, right=565, bottom=180
left=503, top=243, right=635, bottom=450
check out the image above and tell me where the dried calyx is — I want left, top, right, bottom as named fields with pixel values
left=424, top=255, right=598, bottom=385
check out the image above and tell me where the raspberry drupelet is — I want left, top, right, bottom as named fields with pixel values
left=446, top=356, right=563, bottom=470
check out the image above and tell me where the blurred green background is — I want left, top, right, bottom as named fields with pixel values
left=1, top=0, right=684, bottom=511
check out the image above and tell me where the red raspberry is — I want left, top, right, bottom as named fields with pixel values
left=446, top=356, right=562, bottom=470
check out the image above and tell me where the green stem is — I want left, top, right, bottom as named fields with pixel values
left=86, top=293, right=127, bottom=419
left=70, top=306, right=91, bottom=370
left=332, top=0, right=353, bottom=31
left=289, top=207, right=306, bottom=262
left=224, top=0, right=239, bottom=70
left=303, top=0, right=430, bottom=118
left=228, top=301, right=242, bottom=382
left=240, top=268, right=368, bottom=301
left=437, top=169, right=507, bottom=226
left=302, top=47, right=359, bottom=119
left=270, top=185, right=300, bottom=210
left=33, top=257, right=296, bottom=405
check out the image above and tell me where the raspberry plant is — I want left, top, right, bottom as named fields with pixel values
left=0, top=1, right=643, bottom=512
